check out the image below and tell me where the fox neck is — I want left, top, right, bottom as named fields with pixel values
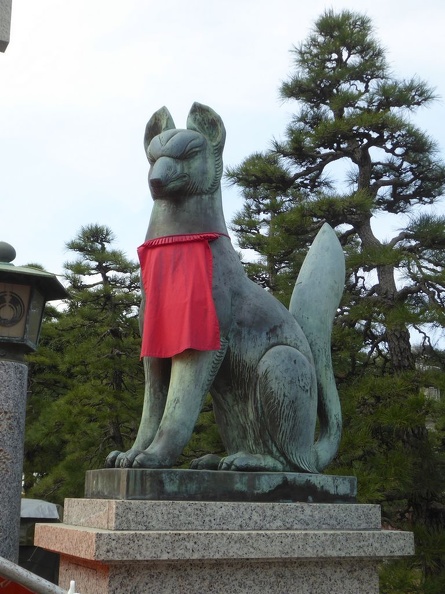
left=146, top=187, right=228, bottom=239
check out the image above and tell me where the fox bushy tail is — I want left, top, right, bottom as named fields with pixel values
left=289, top=223, right=345, bottom=472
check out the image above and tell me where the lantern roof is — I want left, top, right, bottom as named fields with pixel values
left=0, top=241, right=68, bottom=301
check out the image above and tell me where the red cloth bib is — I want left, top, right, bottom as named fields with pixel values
left=137, top=233, right=221, bottom=358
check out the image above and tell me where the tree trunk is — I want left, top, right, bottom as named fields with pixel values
left=377, top=263, right=415, bottom=371
left=109, top=419, right=125, bottom=450
left=357, top=218, right=415, bottom=372
left=385, top=325, right=415, bottom=372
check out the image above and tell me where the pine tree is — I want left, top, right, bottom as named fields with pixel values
left=227, top=9, right=445, bottom=374
left=24, top=225, right=144, bottom=503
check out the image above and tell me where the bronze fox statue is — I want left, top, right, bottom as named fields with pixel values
left=106, top=102, right=345, bottom=473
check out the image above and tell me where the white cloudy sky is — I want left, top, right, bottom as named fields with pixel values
left=1, top=0, right=445, bottom=277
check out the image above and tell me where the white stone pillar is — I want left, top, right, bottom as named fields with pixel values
left=0, top=360, right=28, bottom=562
left=0, top=0, right=12, bottom=52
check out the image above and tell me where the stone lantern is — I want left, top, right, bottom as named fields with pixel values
left=0, top=241, right=68, bottom=562
left=0, top=242, right=68, bottom=360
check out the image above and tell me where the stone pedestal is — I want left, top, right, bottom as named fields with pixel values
left=85, top=468, right=357, bottom=503
left=35, top=472, right=414, bottom=594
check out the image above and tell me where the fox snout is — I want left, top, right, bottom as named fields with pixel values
left=149, top=176, right=164, bottom=192
left=149, top=156, right=189, bottom=197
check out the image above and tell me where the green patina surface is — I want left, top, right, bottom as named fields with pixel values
left=105, top=103, right=346, bottom=490
left=87, top=469, right=356, bottom=503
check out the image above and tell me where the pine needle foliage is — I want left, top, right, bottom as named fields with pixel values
left=24, top=225, right=144, bottom=504
left=227, top=9, right=445, bottom=374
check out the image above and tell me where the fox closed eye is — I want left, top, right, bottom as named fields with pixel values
left=182, top=147, right=202, bottom=160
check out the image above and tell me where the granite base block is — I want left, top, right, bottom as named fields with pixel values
left=35, top=498, right=414, bottom=594
left=56, top=558, right=380, bottom=594
left=36, top=521, right=414, bottom=563
left=63, top=498, right=381, bottom=531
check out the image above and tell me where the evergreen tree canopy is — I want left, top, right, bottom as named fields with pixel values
left=227, top=9, right=445, bottom=374
left=24, top=225, right=144, bottom=503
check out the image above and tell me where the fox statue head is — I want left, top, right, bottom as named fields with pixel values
left=144, top=102, right=226, bottom=200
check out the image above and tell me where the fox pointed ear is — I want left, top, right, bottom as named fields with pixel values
left=144, top=107, right=176, bottom=153
left=187, top=102, right=226, bottom=150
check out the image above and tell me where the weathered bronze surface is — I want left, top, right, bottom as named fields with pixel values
left=105, top=103, right=345, bottom=475
left=87, top=469, right=356, bottom=503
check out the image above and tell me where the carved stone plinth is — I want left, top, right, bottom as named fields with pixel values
left=85, top=468, right=357, bottom=503
left=35, top=472, right=414, bottom=594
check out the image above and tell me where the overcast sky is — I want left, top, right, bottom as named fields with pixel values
left=1, top=0, right=445, bottom=278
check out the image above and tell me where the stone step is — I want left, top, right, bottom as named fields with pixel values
left=64, top=498, right=381, bottom=532
left=35, top=522, right=414, bottom=563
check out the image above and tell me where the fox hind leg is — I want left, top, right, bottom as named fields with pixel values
left=219, top=345, right=318, bottom=473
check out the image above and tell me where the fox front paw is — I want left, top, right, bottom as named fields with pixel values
left=104, top=450, right=120, bottom=468
left=132, top=451, right=171, bottom=468
left=104, top=449, right=144, bottom=468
